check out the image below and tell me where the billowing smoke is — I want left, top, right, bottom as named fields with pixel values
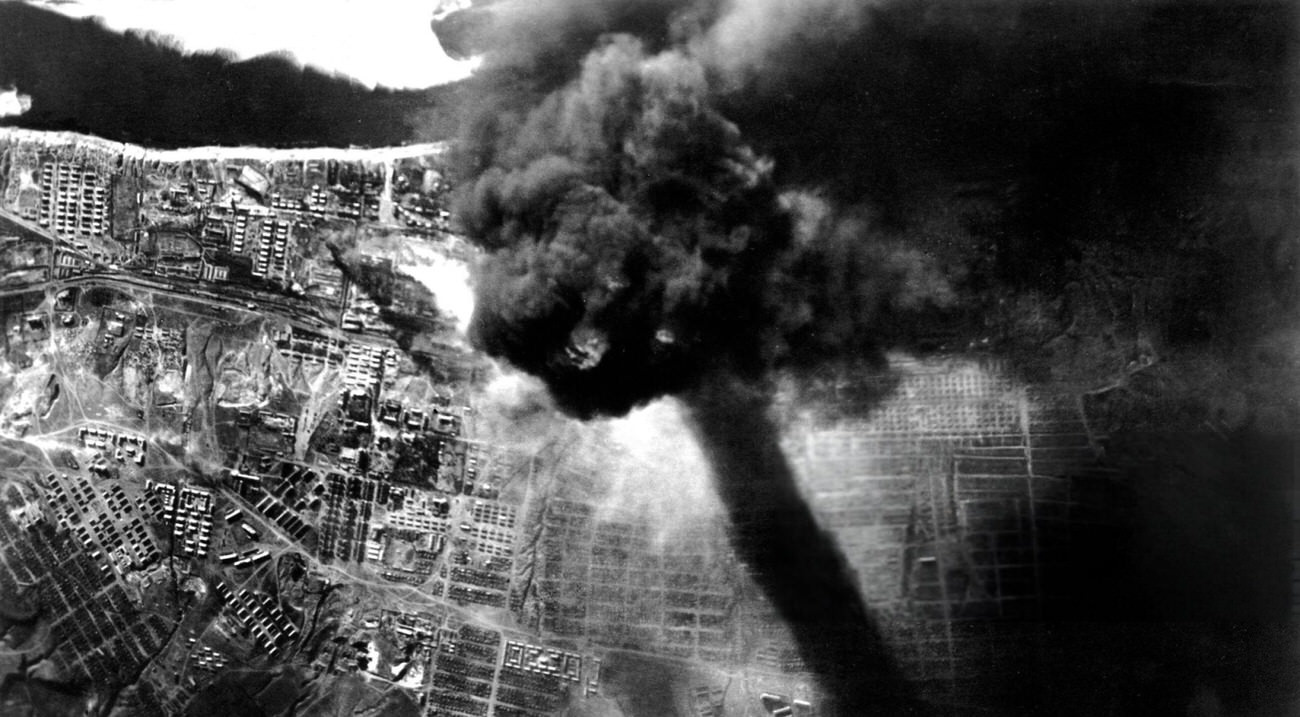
left=456, top=27, right=952, bottom=417
left=444, top=3, right=943, bottom=713
left=465, top=36, right=769, bottom=415
left=434, top=0, right=1283, bottom=712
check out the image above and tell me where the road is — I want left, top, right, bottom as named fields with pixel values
left=0, top=206, right=97, bottom=258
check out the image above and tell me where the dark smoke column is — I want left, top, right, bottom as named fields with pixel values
left=450, top=27, right=928, bottom=715
left=687, top=373, right=919, bottom=714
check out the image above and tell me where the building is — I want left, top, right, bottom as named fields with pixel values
left=38, top=162, right=109, bottom=238
left=150, top=483, right=214, bottom=558
left=236, top=165, right=271, bottom=197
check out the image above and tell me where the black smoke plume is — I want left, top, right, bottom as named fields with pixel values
left=445, top=2, right=953, bottom=713
left=439, top=0, right=1295, bottom=713
left=455, top=27, right=951, bottom=418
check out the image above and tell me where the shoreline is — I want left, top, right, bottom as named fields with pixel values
left=0, top=126, right=449, bottom=162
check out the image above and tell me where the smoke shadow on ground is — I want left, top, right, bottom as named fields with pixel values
left=778, top=352, right=1298, bottom=714
left=977, top=429, right=1298, bottom=715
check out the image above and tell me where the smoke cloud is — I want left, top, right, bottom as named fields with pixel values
left=442, top=3, right=953, bottom=712
left=441, top=0, right=1291, bottom=415
left=436, top=0, right=1294, bottom=712
left=456, top=25, right=953, bottom=417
